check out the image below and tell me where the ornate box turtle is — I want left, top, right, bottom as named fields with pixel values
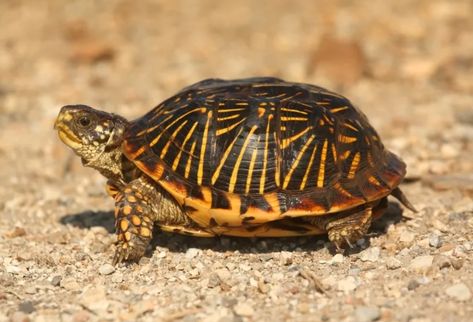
left=55, top=77, right=415, bottom=265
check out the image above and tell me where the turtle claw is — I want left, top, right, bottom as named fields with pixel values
left=344, top=237, right=355, bottom=249
left=112, top=243, right=129, bottom=266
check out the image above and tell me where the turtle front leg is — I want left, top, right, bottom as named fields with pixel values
left=112, top=177, right=155, bottom=265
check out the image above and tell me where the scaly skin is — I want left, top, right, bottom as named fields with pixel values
left=55, top=105, right=191, bottom=265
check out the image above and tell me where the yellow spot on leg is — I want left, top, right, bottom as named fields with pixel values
left=123, top=205, right=132, bottom=215
left=124, top=231, right=131, bottom=241
left=131, top=215, right=141, bottom=226
left=120, top=220, right=129, bottom=232
left=140, top=227, right=151, bottom=237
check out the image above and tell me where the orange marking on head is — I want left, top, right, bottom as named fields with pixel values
left=127, top=195, right=137, bottom=203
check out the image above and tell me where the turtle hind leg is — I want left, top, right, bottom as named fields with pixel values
left=307, top=204, right=374, bottom=250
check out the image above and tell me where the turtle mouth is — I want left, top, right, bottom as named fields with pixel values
left=55, top=122, right=83, bottom=149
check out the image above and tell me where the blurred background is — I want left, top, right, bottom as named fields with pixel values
left=1, top=0, right=472, bottom=188
left=1, top=1, right=473, bottom=321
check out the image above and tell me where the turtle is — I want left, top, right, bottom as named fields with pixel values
left=54, top=77, right=416, bottom=265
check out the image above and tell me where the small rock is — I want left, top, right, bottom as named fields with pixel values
left=354, top=306, right=381, bottom=322
left=98, top=264, right=115, bottom=275
left=433, top=255, right=451, bottom=269
left=9, top=311, right=30, bottom=322
left=337, top=276, right=358, bottom=292
left=207, top=273, right=220, bottom=288
left=450, top=258, right=464, bottom=270
left=233, top=302, right=254, bottom=317
left=279, top=251, right=293, bottom=265
left=18, top=301, right=35, bottom=314
left=399, top=230, right=416, bottom=243
left=385, top=258, right=402, bottom=270
left=330, top=253, right=345, bottom=264
left=3, top=227, right=26, bottom=238
left=185, top=248, right=200, bottom=259
left=360, top=247, right=380, bottom=262
left=111, top=273, right=123, bottom=283
left=445, top=283, right=471, bottom=301
left=407, top=279, right=420, bottom=290
left=428, top=233, right=442, bottom=248
left=24, top=287, right=36, bottom=295
left=257, top=279, right=269, bottom=294
left=215, top=268, right=231, bottom=283
left=61, top=277, right=81, bottom=291
left=409, top=255, right=434, bottom=273
left=79, top=286, right=109, bottom=314
left=51, top=275, right=62, bottom=287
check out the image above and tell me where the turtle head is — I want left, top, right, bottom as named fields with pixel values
left=55, top=105, right=129, bottom=175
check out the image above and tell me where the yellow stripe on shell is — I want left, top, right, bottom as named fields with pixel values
left=216, top=117, right=246, bottom=136
left=160, top=120, right=188, bottom=159
left=317, top=139, right=328, bottom=188
left=347, top=152, right=360, bottom=179
left=185, top=141, right=197, bottom=178
left=300, top=140, right=318, bottom=190
left=259, top=115, right=272, bottom=194
left=172, top=121, right=199, bottom=171
left=211, top=127, right=245, bottom=185
left=228, top=125, right=258, bottom=193
left=197, top=111, right=212, bottom=185
left=281, top=127, right=311, bottom=149
left=150, top=108, right=202, bottom=147
left=245, top=146, right=259, bottom=194
left=282, top=135, right=315, bottom=189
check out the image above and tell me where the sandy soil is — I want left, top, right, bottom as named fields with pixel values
left=1, top=1, right=472, bottom=321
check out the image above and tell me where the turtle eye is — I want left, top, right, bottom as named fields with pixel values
left=77, top=116, right=91, bottom=128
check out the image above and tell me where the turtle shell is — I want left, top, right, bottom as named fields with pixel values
left=123, top=77, right=406, bottom=230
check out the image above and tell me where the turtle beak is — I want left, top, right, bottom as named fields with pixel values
left=55, top=107, right=83, bottom=148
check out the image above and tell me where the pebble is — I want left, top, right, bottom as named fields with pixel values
left=98, top=263, right=115, bottom=275
left=445, top=283, right=471, bottom=301
left=360, top=247, right=380, bottom=262
left=50, top=275, right=62, bottom=287
left=337, top=276, right=358, bottom=292
left=18, top=301, right=35, bottom=314
left=354, top=306, right=381, bottom=322
left=233, top=302, right=254, bottom=317
left=79, top=286, right=109, bottom=314
left=9, top=312, right=30, bottom=322
left=330, top=253, right=345, bottom=264
left=385, top=257, right=402, bottom=270
left=450, top=258, right=464, bottom=270
left=207, top=273, right=220, bottom=288
left=428, top=233, right=442, bottom=248
left=215, top=268, right=231, bottom=283
left=407, top=279, right=420, bottom=290
left=24, top=287, right=36, bottom=295
left=433, top=255, right=451, bottom=269
left=61, top=277, right=81, bottom=291
left=185, top=248, right=200, bottom=259
left=409, top=256, right=434, bottom=273
left=279, top=251, right=293, bottom=265
left=111, top=273, right=123, bottom=283
left=399, top=231, right=416, bottom=243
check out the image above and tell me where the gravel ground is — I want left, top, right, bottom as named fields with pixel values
left=1, top=1, right=472, bottom=321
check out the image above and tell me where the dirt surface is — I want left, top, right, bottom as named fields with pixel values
left=1, top=1, right=472, bottom=321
